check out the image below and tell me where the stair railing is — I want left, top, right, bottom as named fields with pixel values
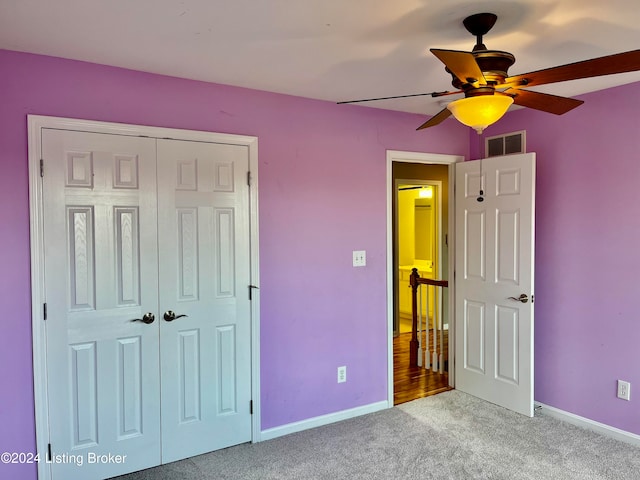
left=409, top=267, right=448, bottom=372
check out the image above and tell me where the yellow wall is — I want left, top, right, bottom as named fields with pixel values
left=392, top=163, right=449, bottom=329
left=397, top=187, right=434, bottom=318
left=397, top=189, right=417, bottom=265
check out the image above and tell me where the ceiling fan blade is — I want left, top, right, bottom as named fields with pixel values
left=430, top=49, right=487, bottom=86
left=505, top=49, right=640, bottom=88
left=416, top=108, right=452, bottom=130
left=337, top=90, right=460, bottom=104
left=503, top=89, right=584, bottom=115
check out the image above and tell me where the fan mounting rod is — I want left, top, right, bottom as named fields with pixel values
left=463, top=12, right=497, bottom=51
left=441, top=12, right=515, bottom=89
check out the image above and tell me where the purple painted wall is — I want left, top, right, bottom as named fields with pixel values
left=0, top=49, right=467, bottom=479
left=2, top=47, right=638, bottom=480
left=471, top=81, right=640, bottom=435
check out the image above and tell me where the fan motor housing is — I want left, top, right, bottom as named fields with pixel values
left=449, top=50, right=516, bottom=89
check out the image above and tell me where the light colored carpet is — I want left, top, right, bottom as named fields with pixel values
left=113, top=390, right=640, bottom=480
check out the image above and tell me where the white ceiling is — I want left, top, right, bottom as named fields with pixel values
left=1, top=0, right=639, bottom=116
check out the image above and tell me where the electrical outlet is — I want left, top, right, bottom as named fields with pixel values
left=352, top=250, right=366, bottom=267
left=337, top=366, right=347, bottom=383
left=617, top=380, right=631, bottom=401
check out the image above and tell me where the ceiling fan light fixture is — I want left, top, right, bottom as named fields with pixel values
left=446, top=95, right=514, bottom=133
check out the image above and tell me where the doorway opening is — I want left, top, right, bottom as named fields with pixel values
left=386, top=151, right=462, bottom=406
left=395, top=180, right=442, bottom=335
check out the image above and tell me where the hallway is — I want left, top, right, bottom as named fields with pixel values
left=393, top=330, right=451, bottom=405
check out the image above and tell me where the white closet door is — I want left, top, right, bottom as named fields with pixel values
left=156, top=139, right=253, bottom=463
left=43, top=129, right=161, bottom=480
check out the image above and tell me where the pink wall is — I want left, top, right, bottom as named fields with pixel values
left=471, top=81, right=640, bottom=434
left=0, top=49, right=467, bottom=479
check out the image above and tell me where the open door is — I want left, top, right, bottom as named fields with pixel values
left=454, top=153, right=535, bottom=416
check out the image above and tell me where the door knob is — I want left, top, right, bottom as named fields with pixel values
left=164, top=310, right=188, bottom=322
left=131, top=313, right=155, bottom=324
left=508, top=294, right=529, bottom=303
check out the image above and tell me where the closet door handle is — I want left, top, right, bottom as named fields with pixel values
left=131, top=313, right=155, bottom=324
left=164, top=310, right=188, bottom=322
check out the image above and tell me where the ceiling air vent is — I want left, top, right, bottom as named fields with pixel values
left=485, top=130, right=526, bottom=157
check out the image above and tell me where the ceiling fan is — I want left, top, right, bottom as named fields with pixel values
left=338, top=13, right=640, bottom=133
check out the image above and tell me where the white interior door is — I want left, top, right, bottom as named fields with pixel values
left=42, top=129, right=253, bottom=479
left=454, top=153, right=535, bottom=417
left=157, top=139, right=252, bottom=463
left=43, top=129, right=161, bottom=479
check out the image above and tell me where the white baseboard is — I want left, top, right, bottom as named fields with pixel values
left=537, top=401, right=640, bottom=447
left=258, top=400, right=390, bottom=442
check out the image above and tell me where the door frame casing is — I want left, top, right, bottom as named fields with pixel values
left=28, top=115, right=261, bottom=480
left=386, top=150, right=463, bottom=406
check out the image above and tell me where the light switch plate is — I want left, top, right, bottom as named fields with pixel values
left=352, top=250, right=366, bottom=267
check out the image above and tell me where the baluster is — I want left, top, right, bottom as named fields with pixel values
left=417, top=282, right=423, bottom=367
left=431, top=284, right=437, bottom=372
left=424, top=283, right=430, bottom=370
left=409, top=268, right=419, bottom=367
left=438, top=287, right=444, bottom=373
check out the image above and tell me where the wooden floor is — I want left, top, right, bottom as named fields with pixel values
left=393, top=330, right=452, bottom=405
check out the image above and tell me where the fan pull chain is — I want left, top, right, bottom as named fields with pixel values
left=477, top=132, right=484, bottom=202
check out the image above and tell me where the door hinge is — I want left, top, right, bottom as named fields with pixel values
left=247, top=171, right=251, bottom=186
left=40, top=159, right=44, bottom=177
left=250, top=400, right=253, bottom=415
left=47, top=443, right=52, bottom=462
left=249, top=285, right=259, bottom=300
left=43, top=303, right=47, bottom=320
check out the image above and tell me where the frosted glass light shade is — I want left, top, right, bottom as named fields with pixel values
left=447, top=95, right=514, bottom=133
